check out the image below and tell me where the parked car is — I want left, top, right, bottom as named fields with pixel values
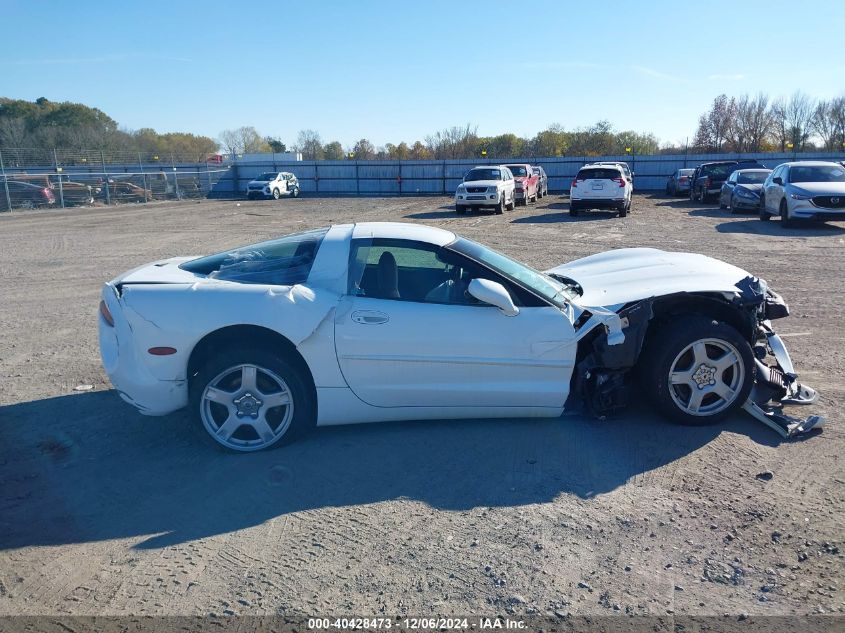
left=1, top=180, right=56, bottom=210
left=532, top=166, right=549, bottom=198
left=569, top=164, right=632, bottom=217
left=591, top=161, right=634, bottom=188
left=690, top=160, right=766, bottom=203
left=759, top=161, right=845, bottom=227
left=503, top=164, right=539, bottom=205
left=455, top=165, right=516, bottom=214
left=719, top=169, right=771, bottom=213
left=98, top=222, right=821, bottom=452
left=103, top=179, right=153, bottom=202
left=247, top=172, right=300, bottom=200
left=51, top=176, right=95, bottom=206
left=666, top=168, right=695, bottom=195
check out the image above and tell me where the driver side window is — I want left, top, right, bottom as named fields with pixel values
left=347, top=239, right=535, bottom=307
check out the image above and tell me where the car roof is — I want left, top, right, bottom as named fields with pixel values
left=734, top=168, right=771, bottom=172
left=351, top=222, right=456, bottom=246
left=780, top=161, right=843, bottom=167
left=579, top=164, right=623, bottom=172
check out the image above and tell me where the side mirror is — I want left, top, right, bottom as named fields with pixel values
left=772, top=177, right=783, bottom=185
left=467, top=278, right=519, bottom=317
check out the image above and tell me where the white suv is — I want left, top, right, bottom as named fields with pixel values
left=455, top=165, right=516, bottom=215
left=246, top=172, right=300, bottom=200
left=569, top=164, right=633, bottom=217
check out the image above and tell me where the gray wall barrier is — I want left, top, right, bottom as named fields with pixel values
left=215, top=151, right=845, bottom=197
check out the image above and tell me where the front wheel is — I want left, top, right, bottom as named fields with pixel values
left=190, top=348, right=314, bottom=452
left=780, top=199, right=794, bottom=228
left=642, top=317, right=754, bottom=425
left=272, top=188, right=281, bottom=200
left=495, top=197, right=505, bottom=214
left=759, top=196, right=770, bottom=221
left=455, top=204, right=466, bottom=214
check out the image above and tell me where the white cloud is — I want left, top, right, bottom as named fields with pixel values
left=630, top=65, right=683, bottom=82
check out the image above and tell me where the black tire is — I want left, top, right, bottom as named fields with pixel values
left=189, top=347, right=315, bottom=452
left=780, top=199, right=794, bottom=228
left=272, top=188, right=281, bottom=200
left=719, top=197, right=727, bottom=210
left=759, top=196, right=770, bottom=221
left=641, top=317, right=754, bottom=426
left=569, top=203, right=579, bottom=217
left=495, top=196, right=505, bottom=214
left=506, top=192, right=515, bottom=211
left=618, top=203, right=627, bottom=218
left=455, top=204, right=466, bottom=214
left=729, top=194, right=742, bottom=214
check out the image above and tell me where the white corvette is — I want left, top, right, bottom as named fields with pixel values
left=98, top=222, right=823, bottom=452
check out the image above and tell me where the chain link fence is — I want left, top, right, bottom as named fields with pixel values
left=0, top=147, right=232, bottom=211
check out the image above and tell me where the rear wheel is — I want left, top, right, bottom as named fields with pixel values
left=618, top=202, right=628, bottom=218
left=190, top=348, right=314, bottom=452
left=642, top=317, right=754, bottom=426
left=291, top=186, right=300, bottom=198
left=569, top=203, right=580, bottom=217
left=506, top=192, right=515, bottom=210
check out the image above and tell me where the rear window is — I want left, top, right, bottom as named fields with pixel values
left=577, top=168, right=621, bottom=180
left=737, top=171, right=769, bottom=184
left=702, top=164, right=735, bottom=178
left=180, top=228, right=328, bottom=285
left=505, top=165, right=529, bottom=176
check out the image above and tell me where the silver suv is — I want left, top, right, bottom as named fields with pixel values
left=760, top=161, right=845, bottom=227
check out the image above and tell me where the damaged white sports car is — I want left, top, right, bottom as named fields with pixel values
left=99, top=222, right=823, bottom=452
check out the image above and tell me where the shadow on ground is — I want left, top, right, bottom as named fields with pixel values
left=716, top=219, right=845, bottom=236
left=0, top=390, right=781, bottom=550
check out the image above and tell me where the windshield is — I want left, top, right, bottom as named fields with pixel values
left=790, top=165, right=845, bottom=183
left=180, top=228, right=328, bottom=285
left=737, top=171, right=769, bottom=184
left=505, top=165, right=528, bottom=176
left=449, top=237, right=575, bottom=306
left=256, top=172, right=277, bottom=181
left=464, top=168, right=501, bottom=181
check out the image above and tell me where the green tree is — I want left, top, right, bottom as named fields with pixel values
left=323, top=141, right=345, bottom=160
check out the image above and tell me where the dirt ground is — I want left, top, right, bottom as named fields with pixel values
left=0, top=194, right=843, bottom=619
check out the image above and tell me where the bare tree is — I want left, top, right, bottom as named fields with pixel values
left=351, top=138, right=375, bottom=160
left=813, top=97, right=845, bottom=150
left=769, top=97, right=789, bottom=151
left=425, top=124, right=478, bottom=159
left=295, top=129, right=324, bottom=160
left=784, top=91, right=816, bottom=150
left=218, top=126, right=269, bottom=155
left=730, top=93, right=771, bottom=152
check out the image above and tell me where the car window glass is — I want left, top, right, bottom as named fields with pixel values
left=349, top=238, right=510, bottom=306
left=180, top=228, right=328, bottom=285
left=789, top=166, right=845, bottom=183
left=737, top=171, right=769, bottom=184
left=577, top=168, right=621, bottom=180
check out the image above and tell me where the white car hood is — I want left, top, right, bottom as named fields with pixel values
left=789, top=182, right=845, bottom=195
left=546, top=248, right=752, bottom=307
left=461, top=180, right=499, bottom=188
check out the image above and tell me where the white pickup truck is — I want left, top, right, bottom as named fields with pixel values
left=246, top=172, right=300, bottom=200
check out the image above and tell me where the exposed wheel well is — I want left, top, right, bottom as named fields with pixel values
left=187, top=324, right=316, bottom=402
left=645, top=294, right=755, bottom=349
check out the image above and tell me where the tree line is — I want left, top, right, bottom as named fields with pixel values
left=0, top=97, right=218, bottom=161
left=3, top=93, right=844, bottom=163
left=688, top=92, right=845, bottom=153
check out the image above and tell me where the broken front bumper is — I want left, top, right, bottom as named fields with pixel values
left=743, top=325, right=825, bottom=438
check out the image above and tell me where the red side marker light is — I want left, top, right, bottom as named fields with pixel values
left=148, top=347, right=177, bottom=356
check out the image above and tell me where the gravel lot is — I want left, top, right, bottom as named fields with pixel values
left=0, top=194, right=843, bottom=618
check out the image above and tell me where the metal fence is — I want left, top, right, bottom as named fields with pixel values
left=4, top=148, right=845, bottom=210
left=0, top=147, right=230, bottom=211
left=223, top=151, right=845, bottom=197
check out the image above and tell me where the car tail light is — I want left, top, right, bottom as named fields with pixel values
left=99, top=300, right=114, bottom=327
left=679, top=176, right=688, bottom=182
left=570, top=179, right=578, bottom=188
left=614, top=177, right=625, bottom=187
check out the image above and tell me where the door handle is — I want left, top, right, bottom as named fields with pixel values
left=351, top=310, right=389, bottom=325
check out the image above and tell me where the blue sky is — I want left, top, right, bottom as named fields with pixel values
left=2, top=0, right=843, bottom=148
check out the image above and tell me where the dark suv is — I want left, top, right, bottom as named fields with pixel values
left=690, top=160, right=766, bottom=203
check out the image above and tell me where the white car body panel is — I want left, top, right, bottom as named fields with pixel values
left=546, top=248, right=749, bottom=307
left=99, top=222, right=779, bottom=427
